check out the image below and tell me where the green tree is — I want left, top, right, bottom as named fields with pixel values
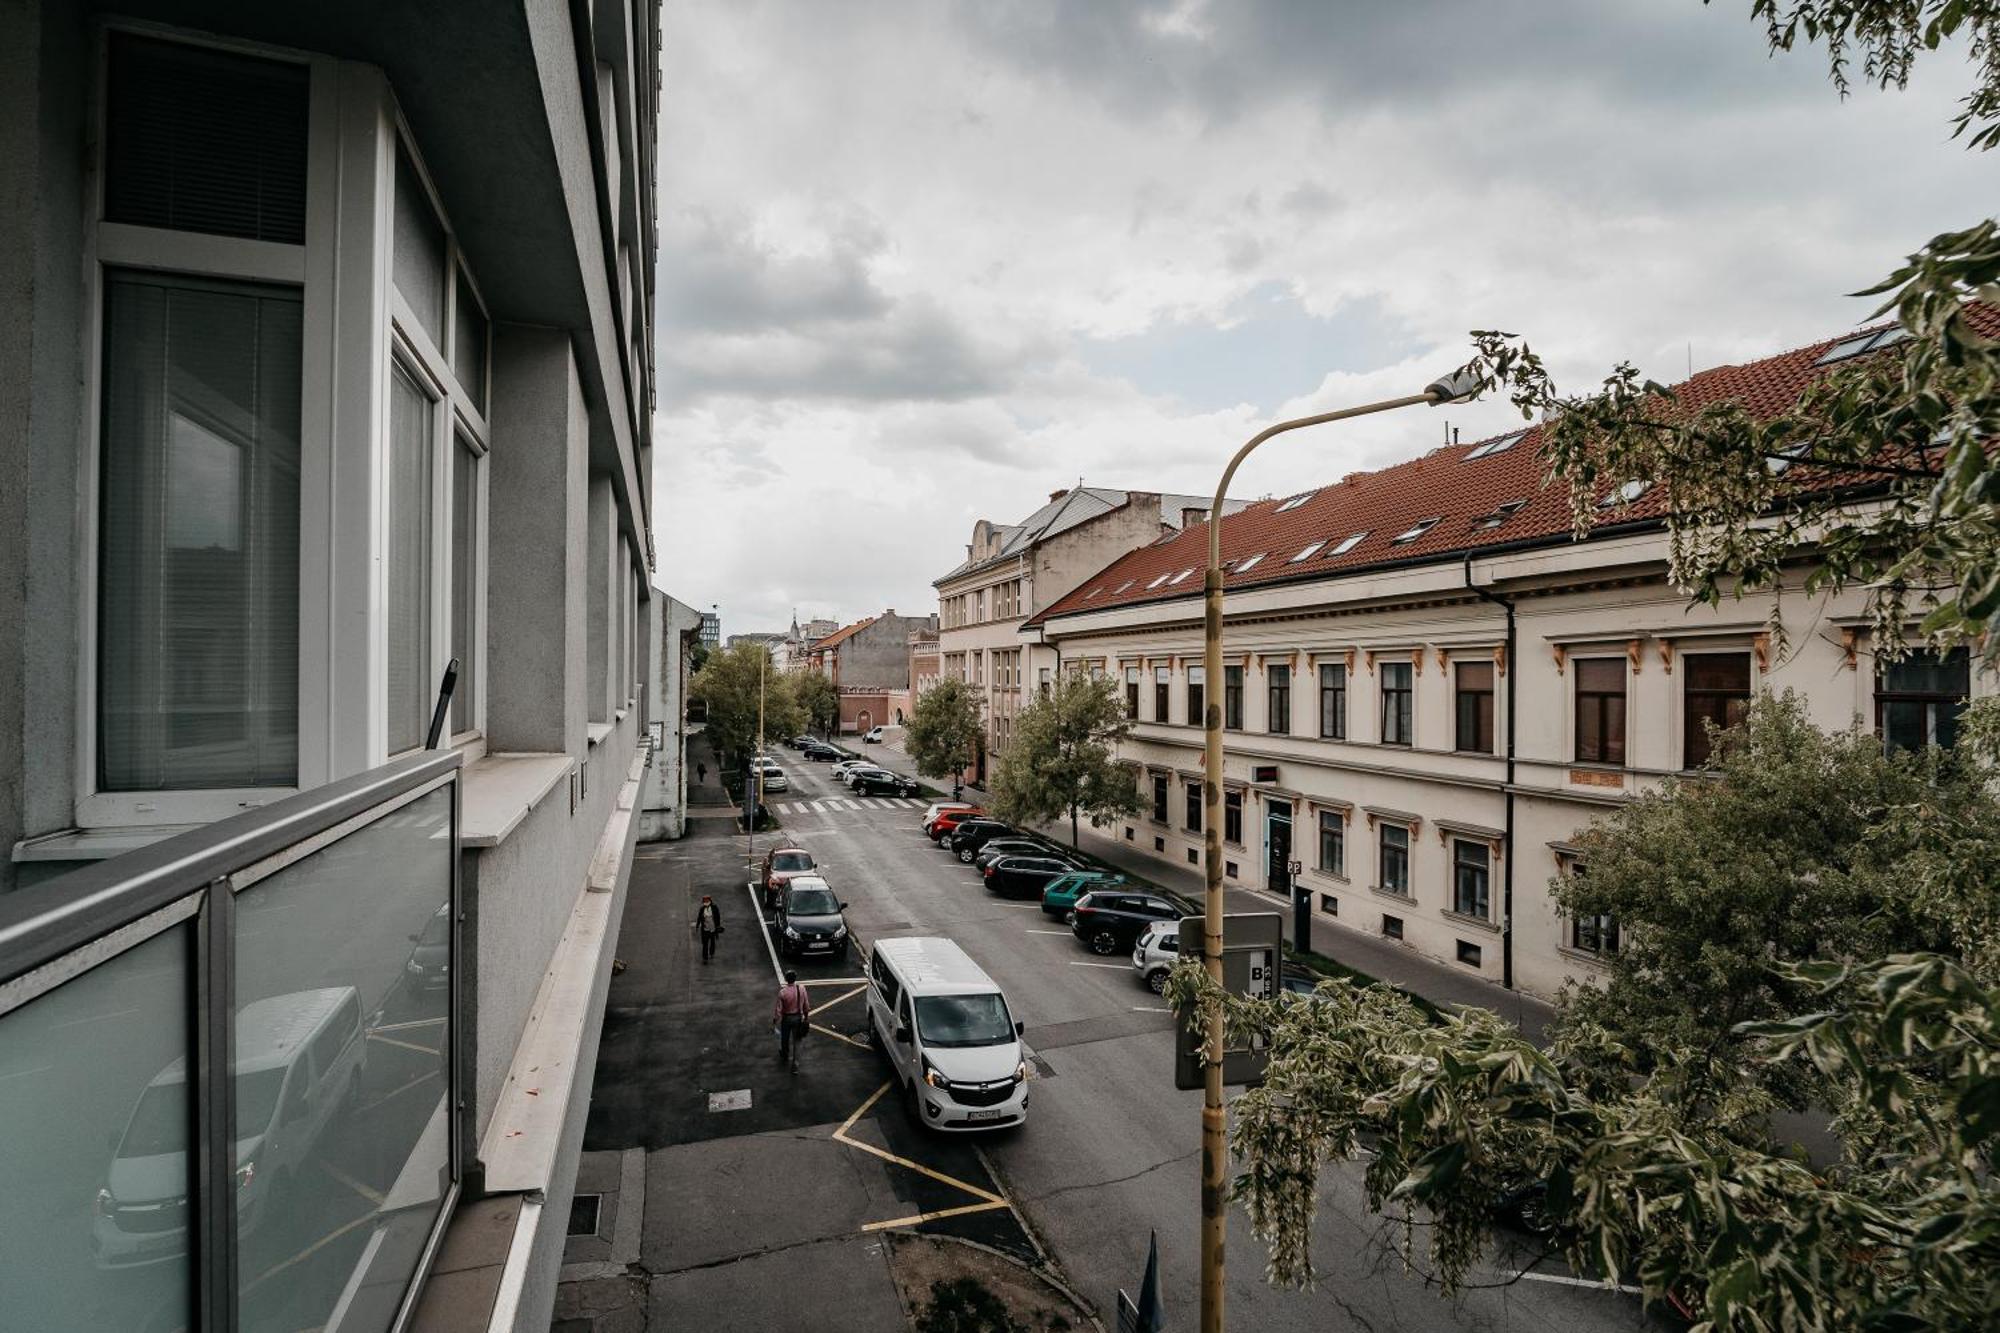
left=905, top=678, right=985, bottom=795
left=689, top=643, right=802, bottom=776
left=795, top=670, right=840, bottom=738
left=989, top=672, right=1144, bottom=847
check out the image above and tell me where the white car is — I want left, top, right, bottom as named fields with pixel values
left=832, top=760, right=869, bottom=785
left=864, top=726, right=886, bottom=743
left=754, top=757, right=787, bottom=792
left=1131, top=919, right=1182, bottom=995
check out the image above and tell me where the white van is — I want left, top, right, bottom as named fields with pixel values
left=866, top=937, right=1028, bottom=1131
left=94, top=987, right=364, bottom=1268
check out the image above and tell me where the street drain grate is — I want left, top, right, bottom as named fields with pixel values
left=568, top=1193, right=602, bottom=1237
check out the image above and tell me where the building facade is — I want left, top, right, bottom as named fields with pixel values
left=934, top=488, right=1239, bottom=780
left=639, top=592, right=707, bottom=842
left=1027, top=317, right=1994, bottom=1003
left=0, top=3, right=660, bottom=1330
left=698, top=610, right=721, bottom=647
left=805, top=610, right=937, bottom=734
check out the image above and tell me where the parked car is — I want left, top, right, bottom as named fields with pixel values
left=946, top=818, right=1019, bottom=862
left=754, top=758, right=788, bottom=793
left=1131, top=918, right=1182, bottom=994
left=784, top=735, right=811, bottom=749
left=832, top=759, right=870, bottom=785
left=973, top=837, right=1072, bottom=871
left=921, top=803, right=977, bottom=834
left=982, top=854, right=1075, bottom=899
left=802, top=741, right=841, bottom=761
left=1040, top=869, right=1124, bottom=917
left=760, top=844, right=818, bottom=908
left=851, top=768, right=919, bottom=798
left=774, top=875, right=850, bottom=960
left=929, top=808, right=988, bottom=844
left=867, top=937, right=1028, bottom=1131
left=1279, top=962, right=1329, bottom=1001
left=1070, top=888, right=1200, bottom=955
left=863, top=725, right=886, bottom=743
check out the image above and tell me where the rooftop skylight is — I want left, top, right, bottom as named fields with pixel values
left=1391, top=517, right=1440, bottom=544
left=1084, top=586, right=1102, bottom=599
left=1290, top=540, right=1325, bottom=563
left=1145, top=573, right=1171, bottom=589
left=1326, top=531, right=1368, bottom=556
left=1597, top=479, right=1652, bottom=508
left=1463, top=430, right=1527, bottom=461
left=1274, top=491, right=1317, bottom=513
left=1473, top=499, right=1528, bottom=530
left=1815, top=325, right=1910, bottom=366
left=1113, top=579, right=1135, bottom=595
left=1765, top=442, right=1810, bottom=475
left=1236, top=553, right=1266, bottom=572
left=1168, top=567, right=1196, bottom=586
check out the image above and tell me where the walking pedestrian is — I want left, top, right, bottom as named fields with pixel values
left=697, top=761, right=708, bottom=785
left=693, top=895, right=722, bottom=962
left=773, top=969, right=811, bottom=1072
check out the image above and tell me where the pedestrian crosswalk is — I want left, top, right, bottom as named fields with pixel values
left=773, top=796, right=926, bottom=815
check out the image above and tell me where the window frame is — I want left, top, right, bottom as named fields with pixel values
left=1184, top=779, right=1201, bottom=834
left=1875, top=647, right=1971, bottom=753
left=1379, top=661, right=1413, bottom=746
left=1450, top=838, right=1490, bottom=919
left=1378, top=822, right=1410, bottom=896
left=1681, top=650, right=1753, bottom=770
left=1453, top=660, right=1495, bottom=754
left=1317, top=809, right=1345, bottom=878
left=1266, top=664, right=1291, bottom=734
left=1573, top=657, right=1628, bottom=765
left=1318, top=662, right=1346, bottom=740
left=1223, top=788, right=1244, bottom=847
left=1154, top=666, right=1171, bottom=721
left=1185, top=665, right=1205, bottom=726
left=76, top=29, right=339, bottom=828
left=1150, top=772, right=1169, bottom=823
left=1223, top=665, right=1244, bottom=730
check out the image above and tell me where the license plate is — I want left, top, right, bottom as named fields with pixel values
left=963, top=1109, right=1005, bottom=1122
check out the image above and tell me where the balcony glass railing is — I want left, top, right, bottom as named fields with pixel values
left=0, top=750, right=461, bottom=1332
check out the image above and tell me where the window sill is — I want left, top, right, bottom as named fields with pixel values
left=12, top=822, right=206, bottom=864
left=1558, top=944, right=1616, bottom=969
left=1441, top=909, right=1500, bottom=935
left=1368, top=884, right=1415, bottom=904
left=1312, top=868, right=1349, bottom=884
left=587, top=722, right=613, bottom=748
left=615, top=708, right=629, bottom=723
left=461, top=752, right=575, bottom=849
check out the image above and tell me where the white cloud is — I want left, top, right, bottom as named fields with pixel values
left=650, top=0, right=1989, bottom=633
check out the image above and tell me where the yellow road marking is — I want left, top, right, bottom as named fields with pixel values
left=831, top=1081, right=1004, bottom=1205
left=811, top=984, right=869, bottom=1014
left=357, top=1068, right=441, bottom=1114
left=317, top=1160, right=385, bottom=1206
left=241, top=1207, right=378, bottom=1292
left=812, top=1023, right=869, bottom=1048
left=369, top=1016, right=448, bottom=1034
left=861, top=1200, right=1011, bottom=1232
left=366, top=1032, right=441, bottom=1056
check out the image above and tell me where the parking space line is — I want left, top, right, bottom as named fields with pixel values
left=812, top=1024, right=870, bottom=1048
left=371, top=1016, right=448, bottom=1033
left=241, top=1205, right=380, bottom=1294
left=832, top=1081, right=1005, bottom=1205
left=319, top=1159, right=386, bottom=1206
left=1068, top=961, right=1127, bottom=970
left=799, top=976, right=869, bottom=987
left=366, top=1031, right=441, bottom=1056
left=1024, top=929, right=1069, bottom=935
left=743, top=881, right=784, bottom=987
left=861, top=1200, right=1010, bottom=1232
left=811, top=983, right=870, bottom=1014
left=1515, top=1271, right=1643, bottom=1296
left=357, top=1068, right=440, bottom=1115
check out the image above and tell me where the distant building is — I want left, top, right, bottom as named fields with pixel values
left=699, top=610, right=722, bottom=646
left=640, top=593, right=708, bottom=842
left=888, top=625, right=943, bottom=728
left=806, top=610, right=939, bottom=733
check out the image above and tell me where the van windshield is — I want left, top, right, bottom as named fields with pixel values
left=118, top=1066, right=284, bottom=1158
left=914, top=993, right=1013, bottom=1048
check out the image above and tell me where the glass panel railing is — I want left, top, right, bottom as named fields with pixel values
left=233, top=784, right=453, bottom=1331
left=1, top=923, right=197, bottom=1331
left=0, top=750, right=459, bottom=1333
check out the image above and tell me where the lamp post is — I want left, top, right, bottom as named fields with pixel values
left=1196, top=368, right=1482, bottom=1333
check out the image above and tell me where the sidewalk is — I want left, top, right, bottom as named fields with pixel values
left=867, top=740, right=1554, bottom=1042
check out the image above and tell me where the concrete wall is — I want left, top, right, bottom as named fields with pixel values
left=833, top=613, right=933, bottom=691
left=1030, top=492, right=1165, bottom=616
left=639, top=591, right=703, bottom=841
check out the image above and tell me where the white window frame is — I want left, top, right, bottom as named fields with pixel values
left=75, top=27, right=340, bottom=828
left=385, top=113, right=490, bottom=761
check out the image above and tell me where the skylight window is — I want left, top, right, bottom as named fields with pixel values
left=1597, top=479, right=1652, bottom=508
left=1326, top=532, right=1368, bottom=557
left=1113, top=579, right=1134, bottom=595
left=1236, top=553, right=1266, bottom=572
left=1765, top=442, right=1810, bottom=475
left=1472, top=499, right=1528, bottom=530
left=1391, top=517, right=1440, bottom=544
left=1815, top=325, right=1910, bottom=366
left=1168, top=567, right=1196, bottom=586
left=1274, top=491, right=1317, bottom=513
left=1145, top=573, right=1171, bottom=589
left=1463, top=430, right=1527, bottom=461
left=1151, top=529, right=1179, bottom=546
left=1289, top=540, right=1325, bottom=563
left=1084, top=586, right=1103, bottom=600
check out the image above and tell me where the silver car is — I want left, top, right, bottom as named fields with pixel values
left=1131, top=919, right=1181, bottom=995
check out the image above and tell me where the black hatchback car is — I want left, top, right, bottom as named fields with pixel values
left=982, top=854, right=1074, bottom=899
left=972, top=837, right=1081, bottom=871
left=1070, top=888, right=1200, bottom=955
left=850, top=767, right=919, bottom=797
left=801, top=740, right=841, bottom=761
left=946, top=819, right=1018, bottom=862
left=774, top=876, right=850, bottom=960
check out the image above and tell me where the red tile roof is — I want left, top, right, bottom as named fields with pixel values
left=811, top=615, right=879, bottom=651
left=1029, top=307, right=1999, bottom=628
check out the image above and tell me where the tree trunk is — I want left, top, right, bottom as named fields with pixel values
left=1071, top=803, right=1079, bottom=849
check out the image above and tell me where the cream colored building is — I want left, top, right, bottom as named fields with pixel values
left=1025, top=321, right=1985, bottom=1002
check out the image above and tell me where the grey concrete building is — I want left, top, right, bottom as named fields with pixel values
left=639, top=591, right=706, bottom=842
left=0, top=3, right=661, bottom=1330
left=805, top=610, right=938, bottom=734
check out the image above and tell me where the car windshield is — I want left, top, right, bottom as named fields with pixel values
left=788, top=886, right=839, bottom=916
left=772, top=852, right=813, bottom=872
left=914, top=993, right=1014, bottom=1048
left=117, top=1083, right=187, bottom=1157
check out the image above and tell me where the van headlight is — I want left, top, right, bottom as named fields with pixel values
left=1014, top=1062, right=1028, bottom=1083
left=923, top=1064, right=948, bottom=1089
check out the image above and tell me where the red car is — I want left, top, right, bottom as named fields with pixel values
left=927, top=808, right=988, bottom=844
left=760, top=845, right=817, bottom=909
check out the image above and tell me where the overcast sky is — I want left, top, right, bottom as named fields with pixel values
left=649, top=0, right=1986, bottom=636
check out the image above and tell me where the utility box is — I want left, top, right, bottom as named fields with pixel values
left=1173, top=911, right=1282, bottom=1089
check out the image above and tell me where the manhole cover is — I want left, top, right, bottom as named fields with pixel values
left=568, top=1193, right=601, bottom=1237
left=708, top=1088, right=752, bottom=1112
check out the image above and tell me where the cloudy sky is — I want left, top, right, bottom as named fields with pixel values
left=649, top=0, right=1987, bottom=636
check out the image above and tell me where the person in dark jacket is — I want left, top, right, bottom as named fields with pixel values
left=693, top=895, right=722, bottom=962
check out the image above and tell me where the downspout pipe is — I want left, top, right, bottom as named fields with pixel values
left=1463, top=553, right=1517, bottom=991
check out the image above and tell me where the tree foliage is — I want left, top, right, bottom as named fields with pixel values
left=688, top=643, right=802, bottom=772
left=989, top=672, right=1144, bottom=846
left=905, top=678, right=985, bottom=783
left=794, top=670, right=840, bottom=737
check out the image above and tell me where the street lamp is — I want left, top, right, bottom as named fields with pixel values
left=1196, top=367, right=1482, bottom=1333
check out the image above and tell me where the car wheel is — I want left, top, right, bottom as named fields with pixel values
left=1089, top=930, right=1119, bottom=956
left=1147, top=969, right=1169, bottom=995
left=957, top=847, right=974, bottom=863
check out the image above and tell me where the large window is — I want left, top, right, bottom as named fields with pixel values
left=1683, top=652, right=1752, bottom=768
left=1155, top=666, right=1171, bottom=721
left=98, top=273, right=303, bottom=792
left=1125, top=666, right=1140, bottom=719
left=1319, top=663, right=1346, bottom=740
left=1380, top=661, right=1413, bottom=745
left=1185, top=780, right=1202, bottom=833
left=1379, top=823, right=1410, bottom=894
left=386, top=365, right=435, bottom=754
left=1455, top=661, right=1494, bottom=753
left=1267, top=665, right=1291, bottom=734
left=1224, top=665, right=1244, bottom=730
left=1224, top=789, right=1243, bottom=845
left=1186, top=665, right=1205, bottom=726
left=1877, top=647, right=1970, bottom=753
left=1318, top=810, right=1345, bottom=877
left=1575, top=658, right=1627, bottom=764
left=1151, top=772, right=1169, bottom=822
left=1451, top=839, right=1490, bottom=918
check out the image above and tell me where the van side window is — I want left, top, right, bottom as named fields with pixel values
left=311, top=995, right=358, bottom=1074
left=872, top=954, right=901, bottom=1011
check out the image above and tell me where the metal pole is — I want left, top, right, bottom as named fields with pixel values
left=1198, top=387, right=1447, bottom=1333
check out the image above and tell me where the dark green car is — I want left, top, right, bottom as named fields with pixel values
left=1041, top=869, right=1125, bottom=917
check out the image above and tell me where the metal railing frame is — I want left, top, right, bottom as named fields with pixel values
left=0, top=749, right=464, bottom=1333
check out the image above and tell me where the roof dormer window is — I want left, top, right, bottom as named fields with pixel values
left=1814, top=325, right=1910, bottom=366
left=1168, top=567, right=1196, bottom=586
left=1235, top=553, right=1266, bottom=572
left=1463, top=430, right=1526, bottom=461
left=1274, top=491, right=1316, bottom=513
left=1326, top=531, right=1368, bottom=557
left=1145, top=572, right=1171, bottom=589
left=1391, top=517, right=1440, bottom=544
left=1289, top=540, right=1325, bottom=562
left=1472, top=499, right=1527, bottom=530
left=1597, top=479, right=1652, bottom=508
